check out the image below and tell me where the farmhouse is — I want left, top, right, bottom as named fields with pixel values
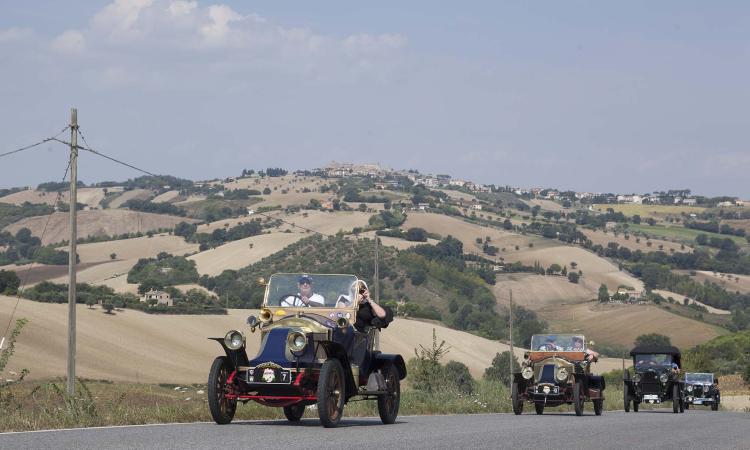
left=140, top=290, right=173, bottom=307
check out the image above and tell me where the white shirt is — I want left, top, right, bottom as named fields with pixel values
left=281, top=293, right=325, bottom=307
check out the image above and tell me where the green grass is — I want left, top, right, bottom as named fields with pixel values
left=591, top=204, right=705, bottom=218
left=627, top=224, right=747, bottom=247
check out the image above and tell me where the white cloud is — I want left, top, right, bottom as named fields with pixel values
left=92, top=0, right=155, bottom=38
left=166, top=0, right=197, bottom=17
left=51, top=30, right=86, bottom=54
left=199, top=4, right=242, bottom=44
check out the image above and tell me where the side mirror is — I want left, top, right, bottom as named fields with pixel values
left=256, top=277, right=267, bottom=286
left=589, top=340, right=595, bottom=346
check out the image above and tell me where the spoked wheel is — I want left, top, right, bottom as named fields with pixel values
left=208, top=356, right=237, bottom=424
left=672, top=384, right=680, bottom=414
left=317, top=359, right=345, bottom=428
left=593, top=398, right=603, bottom=416
left=283, top=404, right=305, bottom=422
left=511, top=382, right=524, bottom=415
left=711, top=400, right=719, bottom=411
left=573, top=379, right=584, bottom=416
left=633, top=400, right=639, bottom=412
left=623, top=384, right=631, bottom=412
left=534, top=402, right=544, bottom=415
left=377, top=364, right=400, bottom=424
left=685, top=402, right=690, bottom=410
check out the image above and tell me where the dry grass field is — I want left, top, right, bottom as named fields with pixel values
left=580, top=228, right=685, bottom=253
left=107, top=189, right=153, bottom=208
left=492, top=273, right=594, bottom=310
left=0, top=188, right=106, bottom=209
left=652, top=289, right=731, bottom=315
left=679, top=270, right=750, bottom=295
left=402, top=213, right=544, bottom=258
left=356, top=231, right=439, bottom=250
left=3, top=210, right=197, bottom=245
left=537, top=301, right=723, bottom=349
left=151, top=190, right=182, bottom=203
left=188, top=232, right=305, bottom=276
left=0, top=297, right=623, bottom=383
left=501, top=245, right=644, bottom=293
left=528, top=199, right=566, bottom=212
left=436, top=189, right=476, bottom=202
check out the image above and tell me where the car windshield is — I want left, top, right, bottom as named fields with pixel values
left=265, top=273, right=359, bottom=308
left=685, top=373, right=713, bottom=383
left=634, top=353, right=673, bottom=368
left=529, top=334, right=586, bottom=351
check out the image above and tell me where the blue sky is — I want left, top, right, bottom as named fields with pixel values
left=1, top=1, right=748, bottom=197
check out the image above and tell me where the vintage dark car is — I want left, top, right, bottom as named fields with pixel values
left=511, top=334, right=605, bottom=416
left=683, top=372, right=720, bottom=411
left=207, top=273, right=406, bottom=427
left=623, top=345, right=684, bottom=413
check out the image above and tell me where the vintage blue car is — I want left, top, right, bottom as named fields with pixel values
left=207, top=273, right=406, bottom=427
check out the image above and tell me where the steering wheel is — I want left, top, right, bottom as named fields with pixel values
left=278, top=293, right=303, bottom=306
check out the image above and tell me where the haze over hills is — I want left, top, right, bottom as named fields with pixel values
left=1, top=163, right=749, bottom=381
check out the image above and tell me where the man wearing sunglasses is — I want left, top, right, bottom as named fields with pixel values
left=281, top=274, right=325, bottom=307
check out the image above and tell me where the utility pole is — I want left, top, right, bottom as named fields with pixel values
left=67, top=108, right=78, bottom=395
left=373, top=236, right=380, bottom=351
left=508, top=289, right=514, bottom=394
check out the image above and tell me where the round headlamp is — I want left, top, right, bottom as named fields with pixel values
left=660, top=373, right=668, bottom=383
left=287, top=331, right=307, bottom=353
left=687, top=385, right=693, bottom=392
left=633, top=374, right=641, bottom=383
left=556, top=367, right=568, bottom=382
left=522, top=367, right=533, bottom=380
left=224, top=329, right=245, bottom=350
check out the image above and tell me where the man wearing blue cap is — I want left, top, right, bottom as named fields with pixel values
left=281, top=274, right=325, bottom=307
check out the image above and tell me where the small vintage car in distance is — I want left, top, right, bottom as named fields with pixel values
left=511, top=334, right=605, bottom=416
left=623, top=345, right=684, bottom=413
left=207, top=273, right=406, bottom=428
left=683, top=372, right=720, bottom=411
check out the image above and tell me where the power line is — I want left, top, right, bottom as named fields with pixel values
left=52, top=132, right=158, bottom=178
left=0, top=126, right=70, bottom=159
left=1, top=160, right=71, bottom=349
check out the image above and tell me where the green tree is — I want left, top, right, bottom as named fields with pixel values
left=634, top=333, right=672, bottom=347
left=484, top=351, right=520, bottom=385
left=568, top=272, right=580, bottom=284
left=405, top=227, right=428, bottom=242
left=103, top=301, right=114, bottom=314
left=531, top=205, right=541, bottom=219
left=444, top=360, right=474, bottom=394
left=110, top=253, right=117, bottom=260
left=85, top=297, right=96, bottom=309
left=262, top=187, right=271, bottom=195
left=0, top=270, right=20, bottom=295
left=598, top=284, right=610, bottom=302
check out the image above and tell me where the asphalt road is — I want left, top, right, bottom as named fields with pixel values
left=1, top=410, right=748, bottom=450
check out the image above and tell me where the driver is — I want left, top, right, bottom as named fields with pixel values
left=538, top=336, right=562, bottom=351
left=281, top=274, right=325, bottom=307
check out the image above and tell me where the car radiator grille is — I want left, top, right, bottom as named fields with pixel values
left=693, top=386, right=703, bottom=396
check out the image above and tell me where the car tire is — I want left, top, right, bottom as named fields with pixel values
left=672, top=384, right=680, bottom=414
left=208, top=356, right=237, bottom=425
left=317, top=359, right=346, bottom=428
left=534, top=402, right=544, bottom=415
left=593, top=398, right=603, bottom=416
left=377, top=364, right=400, bottom=424
left=685, top=402, right=690, bottom=410
left=633, top=401, right=639, bottom=412
left=573, top=379, right=584, bottom=416
left=283, top=404, right=305, bottom=422
left=623, top=384, right=630, bottom=413
left=711, top=401, right=719, bottom=411
left=511, top=382, right=524, bottom=415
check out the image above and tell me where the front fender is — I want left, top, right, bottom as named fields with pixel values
left=371, top=353, right=407, bottom=380
left=319, top=341, right=357, bottom=399
left=208, top=337, right=250, bottom=368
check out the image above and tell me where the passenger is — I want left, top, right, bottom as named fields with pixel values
left=353, top=281, right=393, bottom=332
left=281, top=274, right=325, bottom=307
left=572, top=336, right=600, bottom=362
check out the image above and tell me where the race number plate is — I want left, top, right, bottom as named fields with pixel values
left=643, top=394, right=659, bottom=401
left=693, top=400, right=702, bottom=405
left=248, top=367, right=292, bottom=384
